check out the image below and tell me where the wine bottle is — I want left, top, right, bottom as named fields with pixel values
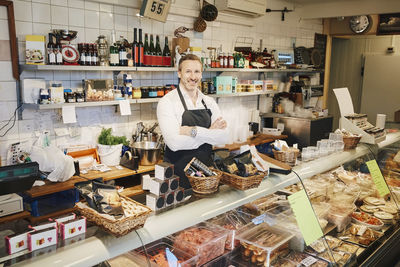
left=47, top=33, right=56, bottom=65
left=133, top=28, right=138, bottom=66
left=55, top=36, right=63, bottom=65
left=109, top=31, right=119, bottom=66
left=155, top=35, right=162, bottom=67
left=119, top=36, right=127, bottom=66
left=138, top=29, right=144, bottom=66
left=85, top=43, right=91, bottom=66
left=143, top=33, right=150, bottom=66
left=162, top=36, right=171, bottom=67
left=149, top=34, right=155, bottom=67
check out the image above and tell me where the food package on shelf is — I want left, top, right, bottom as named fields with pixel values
left=207, top=210, right=255, bottom=250
left=169, top=222, right=228, bottom=266
left=302, top=179, right=329, bottom=203
left=336, top=223, right=383, bottom=247
left=271, top=215, right=305, bottom=252
left=242, top=194, right=280, bottom=216
left=311, top=202, right=331, bottom=221
left=133, top=238, right=198, bottom=267
left=236, top=223, right=294, bottom=266
left=327, top=203, right=355, bottom=232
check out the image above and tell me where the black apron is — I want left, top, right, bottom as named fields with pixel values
left=164, top=86, right=213, bottom=189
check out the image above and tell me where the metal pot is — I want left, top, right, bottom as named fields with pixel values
left=132, top=141, right=161, bottom=166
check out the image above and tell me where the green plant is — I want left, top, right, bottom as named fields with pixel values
left=98, top=128, right=129, bottom=146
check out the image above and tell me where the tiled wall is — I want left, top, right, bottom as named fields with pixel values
left=0, top=0, right=322, bottom=166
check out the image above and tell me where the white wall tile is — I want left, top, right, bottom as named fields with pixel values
left=85, top=10, right=99, bottom=28
left=54, top=70, right=71, bottom=80
left=0, top=62, right=14, bottom=82
left=14, top=1, right=32, bottom=22
left=32, top=3, right=51, bottom=24
left=33, top=0, right=51, bottom=3
left=0, top=82, right=17, bottom=101
left=85, top=28, right=99, bottom=42
left=69, top=8, right=84, bottom=27
left=99, top=3, right=113, bottom=13
left=51, top=6, right=69, bottom=25
left=114, top=14, right=127, bottom=31
left=84, top=1, right=99, bottom=11
left=68, top=0, right=84, bottom=8
left=113, top=5, right=127, bottom=15
left=0, top=20, right=9, bottom=40
left=51, top=0, right=68, bottom=6
left=72, top=26, right=85, bottom=43
left=15, top=21, right=32, bottom=39
left=99, top=12, right=113, bottom=30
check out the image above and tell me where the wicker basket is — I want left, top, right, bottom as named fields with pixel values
left=187, top=169, right=222, bottom=194
left=75, top=196, right=152, bottom=237
left=272, top=149, right=299, bottom=166
left=343, top=135, right=361, bottom=150
left=220, top=171, right=266, bottom=190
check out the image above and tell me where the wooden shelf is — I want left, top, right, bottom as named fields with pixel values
left=0, top=211, right=30, bottom=224
left=119, top=185, right=144, bottom=198
left=25, top=165, right=154, bottom=198
left=27, top=208, right=76, bottom=224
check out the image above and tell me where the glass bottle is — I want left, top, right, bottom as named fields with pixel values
left=149, top=34, right=155, bottom=67
left=109, top=31, right=119, bottom=66
left=138, top=29, right=144, bottom=66
left=133, top=28, right=138, bottom=66
left=55, top=36, right=63, bottom=65
left=162, top=36, right=171, bottom=67
left=143, top=33, right=150, bottom=67
left=155, top=35, right=162, bottom=67
left=119, top=36, right=127, bottom=66
left=47, top=33, right=56, bottom=65
left=85, top=43, right=91, bottom=66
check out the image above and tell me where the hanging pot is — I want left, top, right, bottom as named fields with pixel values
left=194, top=16, right=207, bottom=32
left=200, top=3, right=218, bottom=22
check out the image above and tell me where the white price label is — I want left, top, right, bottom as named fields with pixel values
left=300, top=256, right=317, bottom=266
left=140, top=0, right=172, bottom=22
left=357, top=225, right=368, bottom=236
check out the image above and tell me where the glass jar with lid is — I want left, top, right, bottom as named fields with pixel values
left=148, top=86, right=157, bottom=98
left=141, top=87, right=149, bottom=98
left=156, top=86, right=164, bottom=97
left=133, top=87, right=142, bottom=99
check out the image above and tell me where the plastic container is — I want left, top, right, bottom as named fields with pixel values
left=242, top=194, right=280, bottom=216
left=22, top=189, right=79, bottom=217
left=133, top=238, right=198, bottom=267
left=207, top=210, right=255, bottom=250
left=236, top=223, right=294, bottom=267
left=201, top=249, right=234, bottom=267
left=97, top=143, right=123, bottom=166
left=107, top=251, right=151, bottom=267
left=169, top=222, right=229, bottom=266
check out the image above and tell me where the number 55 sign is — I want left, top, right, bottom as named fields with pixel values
left=140, top=0, right=172, bottom=22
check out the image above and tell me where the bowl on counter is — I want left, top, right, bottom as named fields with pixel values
left=132, top=141, right=161, bottom=166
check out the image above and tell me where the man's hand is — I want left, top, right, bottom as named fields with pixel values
left=210, top=117, right=227, bottom=129
left=180, top=126, right=192, bottom=136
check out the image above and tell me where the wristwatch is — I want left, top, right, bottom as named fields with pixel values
left=190, top=127, right=197, bottom=137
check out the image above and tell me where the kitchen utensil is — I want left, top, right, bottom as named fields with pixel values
left=200, top=2, right=218, bottom=21
left=132, top=141, right=162, bottom=166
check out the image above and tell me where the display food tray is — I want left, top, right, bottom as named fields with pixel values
left=133, top=238, right=198, bottom=267
left=169, top=222, right=229, bottom=266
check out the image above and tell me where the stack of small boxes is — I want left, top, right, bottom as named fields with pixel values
left=143, top=162, right=190, bottom=211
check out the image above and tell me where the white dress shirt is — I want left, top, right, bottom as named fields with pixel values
left=157, top=87, right=229, bottom=151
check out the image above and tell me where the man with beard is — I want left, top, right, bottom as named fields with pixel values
left=157, top=54, right=228, bottom=189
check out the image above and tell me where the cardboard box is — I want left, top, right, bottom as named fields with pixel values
left=213, top=76, right=233, bottom=95
left=59, top=217, right=86, bottom=240
left=5, top=230, right=34, bottom=255
left=28, top=227, right=58, bottom=251
left=25, top=35, right=45, bottom=65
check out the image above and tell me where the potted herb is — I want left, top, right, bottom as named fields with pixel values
left=97, top=128, right=129, bottom=166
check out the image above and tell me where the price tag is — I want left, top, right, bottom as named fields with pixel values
left=288, top=189, right=323, bottom=245
left=357, top=225, right=368, bottom=236
left=300, top=256, right=317, bottom=267
left=140, top=0, right=172, bottom=22
left=366, top=160, right=390, bottom=197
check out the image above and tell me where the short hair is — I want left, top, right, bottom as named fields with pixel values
left=178, top=54, right=202, bottom=71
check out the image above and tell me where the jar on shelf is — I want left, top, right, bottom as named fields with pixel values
left=141, top=87, right=149, bottom=98
left=64, top=89, right=76, bottom=103
left=148, top=86, right=157, bottom=98
left=164, top=86, right=172, bottom=95
left=133, top=87, right=142, bottom=99
left=75, top=89, right=85, bottom=102
left=156, top=86, right=164, bottom=97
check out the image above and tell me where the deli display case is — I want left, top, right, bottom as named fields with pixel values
left=4, top=132, right=400, bottom=267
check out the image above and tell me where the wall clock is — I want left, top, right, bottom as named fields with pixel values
left=349, top=15, right=372, bottom=34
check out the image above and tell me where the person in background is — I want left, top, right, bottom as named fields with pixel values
left=157, top=54, right=229, bottom=189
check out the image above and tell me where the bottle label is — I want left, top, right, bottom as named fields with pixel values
left=224, top=58, right=228, bottom=68
left=56, top=52, right=63, bottom=64
left=110, top=54, right=119, bottom=64
left=154, top=55, right=162, bottom=66
left=92, top=56, right=96, bottom=64
left=220, top=58, right=224, bottom=67
left=163, top=56, right=171, bottom=67
left=229, top=58, right=234, bottom=68
left=139, top=47, right=144, bottom=65
left=143, top=54, right=150, bottom=66
left=80, top=53, right=85, bottom=65
left=134, top=47, right=139, bottom=64
left=120, top=51, right=127, bottom=60
left=85, top=55, right=91, bottom=65
left=49, top=52, right=56, bottom=64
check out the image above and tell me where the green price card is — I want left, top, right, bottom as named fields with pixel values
left=288, top=189, right=323, bottom=245
left=366, top=159, right=390, bottom=197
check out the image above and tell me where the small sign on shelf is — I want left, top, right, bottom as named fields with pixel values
left=140, top=0, right=172, bottom=22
